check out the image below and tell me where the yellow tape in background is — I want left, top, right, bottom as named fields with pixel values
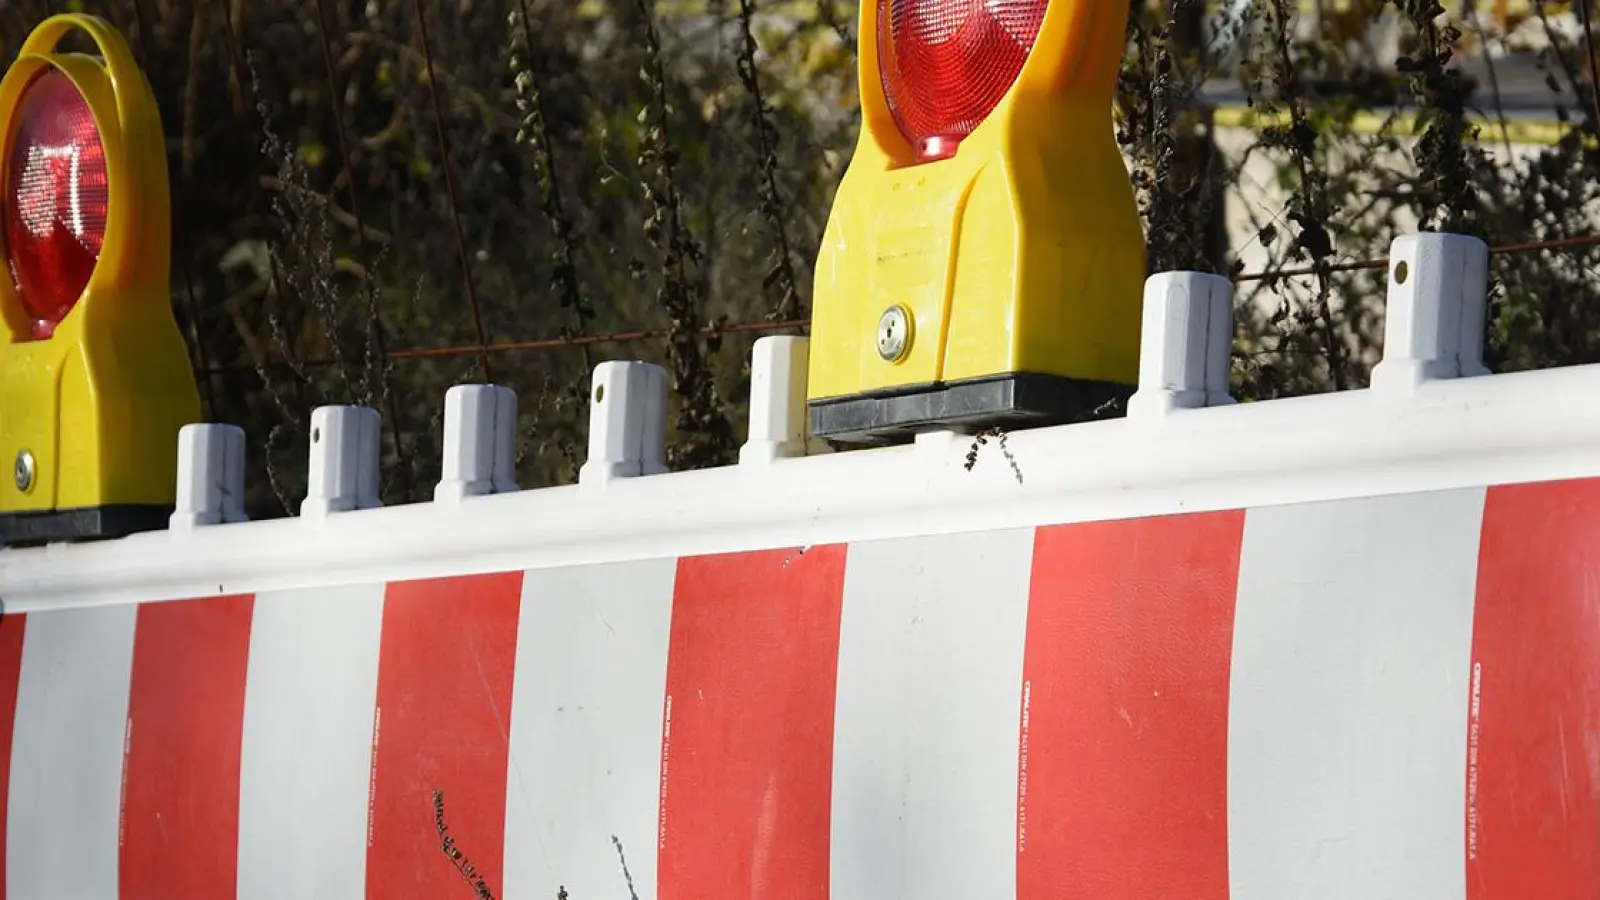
left=1210, top=104, right=1591, bottom=149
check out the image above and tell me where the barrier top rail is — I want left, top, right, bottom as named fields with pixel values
left=5, top=230, right=1600, bottom=611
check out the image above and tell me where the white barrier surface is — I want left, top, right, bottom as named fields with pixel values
left=3, top=480, right=1594, bottom=900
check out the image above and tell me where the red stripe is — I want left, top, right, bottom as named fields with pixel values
left=0, top=613, right=25, bottom=900
left=1018, top=512, right=1243, bottom=900
left=1468, top=479, right=1600, bottom=899
left=367, top=572, right=522, bottom=899
left=119, top=595, right=255, bottom=900
left=657, top=545, right=847, bottom=900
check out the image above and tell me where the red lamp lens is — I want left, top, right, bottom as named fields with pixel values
left=877, top=0, right=1047, bottom=162
left=3, top=68, right=109, bottom=340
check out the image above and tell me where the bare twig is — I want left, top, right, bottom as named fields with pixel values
left=633, top=0, right=738, bottom=468
left=508, top=0, right=594, bottom=369
left=1261, top=0, right=1347, bottom=390
left=412, top=0, right=493, bottom=382
left=733, top=0, right=803, bottom=319
left=612, top=835, right=641, bottom=900
left=433, top=790, right=497, bottom=900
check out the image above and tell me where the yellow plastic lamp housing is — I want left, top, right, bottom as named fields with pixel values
left=0, top=14, right=200, bottom=544
left=807, top=0, right=1146, bottom=445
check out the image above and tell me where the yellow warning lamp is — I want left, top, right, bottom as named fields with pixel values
left=0, top=15, right=200, bottom=544
left=807, top=0, right=1146, bottom=444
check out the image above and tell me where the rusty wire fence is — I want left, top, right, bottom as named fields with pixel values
left=202, top=229, right=1600, bottom=374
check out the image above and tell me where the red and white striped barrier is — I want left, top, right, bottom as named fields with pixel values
left=0, top=236, right=1596, bottom=898
left=0, top=481, right=1597, bottom=899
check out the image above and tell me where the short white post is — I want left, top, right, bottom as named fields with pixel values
left=170, top=423, right=248, bottom=530
left=302, top=405, right=382, bottom=518
left=435, top=384, right=519, bottom=503
left=638, top=365, right=668, bottom=481
left=491, top=384, right=519, bottom=494
left=578, top=361, right=669, bottom=487
left=1127, top=271, right=1235, bottom=422
left=1369, top=232, right=1490, bottom=396
left=740, top=336, right=816, bottom=465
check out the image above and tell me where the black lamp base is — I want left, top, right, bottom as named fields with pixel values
left=808, top=372, right=1131, bottom=448
left=0, top=504, right=173, bottom=547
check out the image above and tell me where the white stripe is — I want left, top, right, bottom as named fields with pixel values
left=6, top=604, right=137, bottom=900
left=236, top=584, right=385, bottom=900
left=830, top=530, right=1034, bottom=900
left=1228, top=490, right=1483, bottom=900
left=501, top=559, right=677, bottom=899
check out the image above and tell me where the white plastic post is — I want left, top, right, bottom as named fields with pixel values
left=1369, top=232, right=1490, bottom=396
left=638, top=364, right=668, bottom=481
left=302, top=405, right=382, bottom=518
left=491, top=384, right=519, bottom=494
left=1127, top=271, right=1235, bottom=422
left=740, top=336, right=816, bottom=465
left=356, top=408, right=381, bottom=511
left=578, top=361, right=669, bottom=487
left=170, top=423, right=247, bottom=531
left=435, top=384, right=519, bottom=503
